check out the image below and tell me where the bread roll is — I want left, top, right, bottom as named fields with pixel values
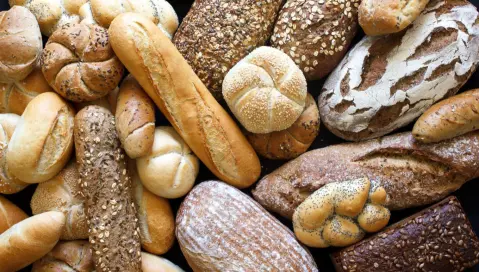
left=9, top=0, right=88, bottom=36
left=293, top=177, right=390, bottom=248
left=223, top=46, right=307, bottom=134
left=271, top=0, right=360, bottom=80
left=7, top=92, right=74, bottom=183
left=79, top=0, right=179, bottom=39
left=359, top=0, right=430, bottom=36
left=0, top=211, right=65, bottom=272
left=31, top=161, right=88, bottom=240
left=141, top=252, right=184, bottom=272
left=247, top=93, right=320, bottom=160
left=42, top=23, right=124, bottom=102
left=0, top=113, right=28, bottom=194
left=0, top=65, right=53, bottom=115
left=116, top=75, right=156, bottom=159
left=413, top=88, right=479, bottom=143
left=109, top=13, right=261, bottom=188
left=0, top=196, right=27, bottom=234
left=32, top=240, right=93, bottom=272
left=0, top=6, right=42, bottom=83
left=74, top=105, right=141, bottom=271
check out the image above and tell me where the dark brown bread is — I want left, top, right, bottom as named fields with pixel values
left=253, top=131, right=479, bottom=219
left=332, top=196, right=479, bottom=272
left=173, top=0, right=283, bottom=101
left=74, top=106, right=141, bottom=272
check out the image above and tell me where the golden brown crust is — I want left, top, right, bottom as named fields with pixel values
left=32, top=240, right=94, bottom=272
left=0, top=196, right=27, bottom=234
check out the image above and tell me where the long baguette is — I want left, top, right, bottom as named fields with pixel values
left=109, top=13, right=261, bottom=188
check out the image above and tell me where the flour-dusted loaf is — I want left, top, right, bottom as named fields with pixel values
left=319, top=0, right=479, bottom=141
left=173, top=0, right=283, bottom=101
left=176, top=181, right=318, bottom=272
left=253, top=131, right=479, bottom=219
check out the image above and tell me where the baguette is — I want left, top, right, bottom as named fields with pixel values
left=413, top=89, right=479, bottom=143
left=253, top=131, right=479, bottom=219
left=74, top=106, right=141, bottom=272
left=109, top=13, right=261, bottom=188
left=0, top=195, right=27, bottom=234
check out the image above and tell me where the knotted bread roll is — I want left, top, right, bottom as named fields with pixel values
left=42, top=23, right=124, bottom=102
left=223, top=46, right=307, bottom=134
left=293, top=177, right=390, bottom=248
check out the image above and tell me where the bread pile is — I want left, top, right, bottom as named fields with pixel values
left=2, top=0, right=479, bottom=271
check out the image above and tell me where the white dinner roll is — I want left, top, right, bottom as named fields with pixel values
left=222, top=46, right=307, bottom=134
left=137, top=127, right=199, bottom=199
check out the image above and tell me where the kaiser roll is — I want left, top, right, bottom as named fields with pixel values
left=223, top=46, right=307, bottom=134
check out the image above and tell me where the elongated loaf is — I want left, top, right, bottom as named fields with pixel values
left=253, top=131, right=479, bottom=219
left=176, top=181, right=318, bottom=272
left=109, top=13, right=261, bottom=188
left=74, top=106, right=141, bottom=272
left=319, top=0, right=479, bottom=141
left=0, top=196, right=27, bottom=234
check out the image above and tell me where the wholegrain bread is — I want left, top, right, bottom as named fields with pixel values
left=0, top=196, right=27, bottom=234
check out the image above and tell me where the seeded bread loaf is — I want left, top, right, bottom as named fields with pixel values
left=74, top=106, right=141, bottom=272
left=319, top=0, right=479, bottom=141
left=331, top=196, right=479, bottom=272
left=173, top=0, right=283, bottom=101
left=253, top=131, right=479, bottom=219
left=271, top=0, right=360, bottom=80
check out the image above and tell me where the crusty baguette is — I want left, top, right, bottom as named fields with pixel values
left=0, top=211, right=65, bottom=272
left=0, top=195, right=27, bottom=234
left=253, top=131, right=479, bottom=219
left=109, top=13, right=261, bottom=188
left=74, top=105, right=141, bottom=271
left=413, top=89, right=479, bottom=143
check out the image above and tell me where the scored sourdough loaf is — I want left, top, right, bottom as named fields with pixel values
left=176, top=181, right=318, bottom=272
left=319, top=0, right=479, bottom=141
left=253, top=131, right=479, bottom=219
left=173, top=0, right=283, bottom=101
left=109, top=13, right=261, bottom=188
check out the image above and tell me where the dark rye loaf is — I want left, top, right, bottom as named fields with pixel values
left=332, top=196, right=479, bottom=272
left=173, top=0, right=283, bottom=101
left=252, top=131, right=479, bottom=219
left=319, top=0, right=479, bottom=141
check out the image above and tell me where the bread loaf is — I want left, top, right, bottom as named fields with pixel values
left=223, top=46, right=307, bottom=134
left=0, top=196, right=27, bottom=234
left=116, top=75, right=155, bottom=159
left=173, top=0, right=283, bottom=101
left=9, top=0, right=87, bottom=36
left=141, top=252, right=184, bottom=272
left=0, top=6, right=42, bottom=83
left=319, top=0, right=479, bottom=141
left=359, top=0, right=430, bottom=36
left=247, top=93, right=320, bottom=160
left=253, top=131, right=479, bottom=219
left=79, top=0, right=178, bottom=39
left=271, top=0, right=360, bottom=80
left=42, top=23, right=124, bottom=102
left=31, top=161, right=88, bottom=240
left=74, top=105, right=141, bottom=272
left=176, top=181, right=318, bottom=272
left=332, top=196, right=479, bottom=272
left=0, top=211, right=65, bottom=272
left=109, top=13, right=261, bottom=188
left=413, top=88, right=479, bottom=143
left=7, top=92, right=74, bottom=183
left=32, top=240, right=93, bottom=272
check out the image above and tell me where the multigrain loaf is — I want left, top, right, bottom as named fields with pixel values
left=74, top=106, right=141, bottom=272
left=173, top=0, right=284, bottom=101
left=271, top=0, right=360, bottom=80
left=109, top=13, right=261, bottom=188
left=0, top=196, right=27, bottom=234
left=32, top=240, right=94, bottom=272
left=176, top=181, right=318, bottom=272
left=223, top=46, right=307, bottom=134
left=253, top=131, right=479, bottom=219
left=319, top=0, right=479, bottom=141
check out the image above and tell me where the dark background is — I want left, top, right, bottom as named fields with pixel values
left=2, top=0, right=479, bottom=271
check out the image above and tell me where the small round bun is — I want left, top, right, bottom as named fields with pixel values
left=141, top=252, right=184, bottom=272
left=41, top=23, right=124, bottom=102
left=32, top=240, right=94, bottom=272
left=0, top=195, right=27, bottom=234
left=137, top=127, right=200, bottom=199
left=223, top=46, right=307, bottom=134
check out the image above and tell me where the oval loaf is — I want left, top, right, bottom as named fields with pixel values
left=319, top=0, right=479, bottom=141
left=176, top=181, right=318, bottom=272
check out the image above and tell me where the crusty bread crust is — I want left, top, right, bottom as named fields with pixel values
left=0, top=195, right=27, bottom=234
